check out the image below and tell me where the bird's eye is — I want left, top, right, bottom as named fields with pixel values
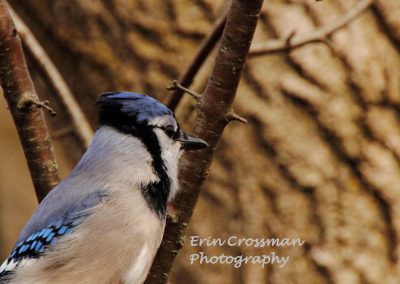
left=164, top=125, right=177, bottom=139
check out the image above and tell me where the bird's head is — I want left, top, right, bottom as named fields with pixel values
left=74, top=92, right=208, bottom=217
left=97, top=92, right=208, bottom=152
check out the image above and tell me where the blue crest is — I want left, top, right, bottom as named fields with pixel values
left=97, top=92, right=172, bottom=127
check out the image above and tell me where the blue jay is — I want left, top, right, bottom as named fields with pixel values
left=0, top=92, right=207, bottom=283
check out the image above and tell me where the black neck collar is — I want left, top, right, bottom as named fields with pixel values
left=98, top=103, right=171, bottom=218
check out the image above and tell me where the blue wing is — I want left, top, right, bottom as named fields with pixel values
left=0, top=174, right=109, bottom=279
left=0, top=221, right=79, bottom=278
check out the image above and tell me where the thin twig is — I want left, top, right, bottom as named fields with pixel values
left=166, top=10, right=228, bottom=111
left=166, top=80, right=201, bottom=102
left=9, top=6, right=93, bottom=149
left=51, top=126, right=74, bottom=140
left=0, top=0, right=60, bottom=202
left=249, top=0, right=374, bottom=55
left=34, top=100, right=57, bottom=117
left=146, top=0, right=264, bottom=282
left=226, top=111, right=247, bottom=124
left=16, top=95, right=57, bottom=117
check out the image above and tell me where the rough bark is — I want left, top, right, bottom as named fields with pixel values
left=9, top=6, right=93, bottom=149
left=0, top=0, right=59, bottom=202
left=146, top=0, right=264, bottom=282
left=2, top=0, right=400, bottom=283
left=167, top=11, right=227, bottom=111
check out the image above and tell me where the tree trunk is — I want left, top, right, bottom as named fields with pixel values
left=2, top=0, right=400, bottom=283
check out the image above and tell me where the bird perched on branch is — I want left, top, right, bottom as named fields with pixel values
left=0, top=92, right=208, bottom=284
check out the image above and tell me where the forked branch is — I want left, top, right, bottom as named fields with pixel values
left=146, top=0, right=264, bottom=283
left=167, top=10, right=228, bottom=111
left=167, top=80, right=202, bottom=103
left=249, top=0, right=374, bottom=55
left=9, top=6, right=93, bottom=149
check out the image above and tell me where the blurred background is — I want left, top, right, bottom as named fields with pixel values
left=1, top=0, right=400, bottom=283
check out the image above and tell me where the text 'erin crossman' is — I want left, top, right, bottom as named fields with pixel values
left=188, top=236, right=306, bottom=268
left=190, top=236, right=306, bottom=248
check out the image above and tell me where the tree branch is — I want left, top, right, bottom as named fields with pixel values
left=249, top=0, right=374, bottom=55
left=9, top=6, right=93, bottom=149
left=166, top=10, right=228, bottom=111
left=226, top=111, right=247, bottom=124
left=166, top=80, right=202, bottom=103
left=0, top=0, right=60, bottom=202
left=146, top=0, right=264, bottom=282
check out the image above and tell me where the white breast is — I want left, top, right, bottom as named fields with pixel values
left=124, top=245, right=152, bottom=283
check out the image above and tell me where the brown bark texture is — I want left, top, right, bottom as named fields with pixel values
left=0, top=0, right=59, bottom=202
left=2, top=0, right=400, bottom=283
left=147, top=0, right=264, bottom=282
left=166, top=10, right=227, bottom=111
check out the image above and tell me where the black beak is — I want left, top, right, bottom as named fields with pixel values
left=177, top=132, right=208, bottom=151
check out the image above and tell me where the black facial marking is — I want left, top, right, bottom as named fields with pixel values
left=156, top=125, right=180, bottom=140
left=97, top=93, right=173, bottom=218
left=134, top=127, right=171, bottom=219
left=97, top=92, right=172, bottom=132
left=103, top=122, right=172, bottom=218
left=97, top=98, right=139, bottom=133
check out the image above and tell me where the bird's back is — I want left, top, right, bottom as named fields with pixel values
left=9, top=183, right=164, bottom=284
left=1, top=127, right=166, bottom=283
left=0, top=92, right=207, bottom=283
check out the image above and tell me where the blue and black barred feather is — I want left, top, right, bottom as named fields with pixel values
left=0, top=221, right=78, bottom=279
left=0, top=186, right=108, bottom=282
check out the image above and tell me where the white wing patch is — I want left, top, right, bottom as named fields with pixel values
left=0, top=257, right=35, bottom=276
left=0, top=258, right=18, bottom=273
